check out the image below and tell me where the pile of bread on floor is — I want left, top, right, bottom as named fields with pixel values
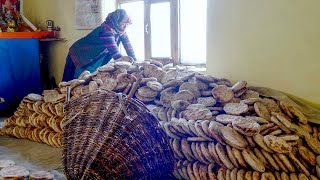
left=54, top=57, right=320, bottom=179
left=0, top=159, right=54, bottom=180
left=161, top=85, right=320, bottom=180
left=67, top=57, right=320, bottom=179
left=1, top=90, right=64, bottom=148
left=2, top=56, right=320, bottom=179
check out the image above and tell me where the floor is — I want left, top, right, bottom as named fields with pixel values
left=0, top=117, right=65, bottom=179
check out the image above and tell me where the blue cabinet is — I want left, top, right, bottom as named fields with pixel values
left=0, top=38, right=42, bottom=115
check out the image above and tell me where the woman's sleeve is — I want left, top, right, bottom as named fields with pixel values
left=121, top=33, right=137, bottom=61
left=99, top=29, right=123, bottom=60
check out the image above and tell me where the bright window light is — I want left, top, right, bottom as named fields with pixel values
left=119, top=1, right=145, bottom=61
left=180, top=0, right=207, bottom=64
left=150, top=2, right=171, bottom=57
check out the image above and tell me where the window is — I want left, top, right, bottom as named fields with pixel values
left=116, top=0, right=207, bottom=65
left=119, top=1, right=145, bottom=60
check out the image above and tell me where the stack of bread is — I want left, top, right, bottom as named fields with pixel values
left=1, top=90, right=64, bottom=148
left=160, top=85, right=320, bottom=180
left=0, top=159, right=54, bottom=180
left=53, top=57, right=320, bottom=179
left=2, top=56, right=320, bottom=179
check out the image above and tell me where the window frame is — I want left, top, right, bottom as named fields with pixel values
left=116, top=0, right=205, bottom=66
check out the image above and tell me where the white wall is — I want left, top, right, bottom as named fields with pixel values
left=207, top=0, right=320, bottom=104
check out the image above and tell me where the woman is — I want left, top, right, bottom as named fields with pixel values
left=62, top=9, right=136, bottom=81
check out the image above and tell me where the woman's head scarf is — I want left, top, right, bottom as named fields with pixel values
left=105, top=9, right=132, bottom=34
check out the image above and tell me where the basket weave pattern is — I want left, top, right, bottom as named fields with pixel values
left=62, top=89, right=174, bottom=180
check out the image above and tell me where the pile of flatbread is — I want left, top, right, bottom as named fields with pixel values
left=0, top=160, right=54, bottom=180
left=1, top=90, right=64, bottom=148
left=54, top=57, right=320, bottom=179
left=2, top=56, right=320, bottom=179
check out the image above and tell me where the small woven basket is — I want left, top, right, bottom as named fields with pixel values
left=62, top=87, right=174, bottom=180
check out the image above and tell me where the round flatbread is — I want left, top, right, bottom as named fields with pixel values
left=231, top=81, right=247, bottom=92
left=236, top=169, right=245, bottom=180
left=146, top=81, right=163, bottom=91
left=197, top=97, right=217, bottom=107
left=232, top=148, right=249, bottom=169
left=114, top=61, right=132, bottom=69
left=272, top=154, right=288, bottom=172
left=253, top=148, right=269, bottom=168
left=298, top=146, right=316, bottom=166
left=212, top=85, right=234, bottom=103
left=261, top=172, right=275, bottom=180
left=240, top=90, right=260, bottom=99
left=288, top=106, right=308, bottom=125
left=305, top=134, right=320, bottom=154
left=242, top=148, right=265, bottom=172
left=263, top=135, right=292, bottom=154
left=181, top=138, right=195, bottom=161
left=172, top=90, right=196, bottom=104
left=172, top=139, right=185, bottom=159
left=261, top=98, right=281, bottom=113
left=277, top=153, right=295, bottom=172
left=270, top=116, right=291, bottom=134
left=244, top=171, right=252, bottom=180
left=150, top=69, right=166, bottom=82
left=223, top=103, right=249, bottom=115
left=115, top=73, right=136, bottom=90
left=260, top=149, right=279, bottom=171
left=254, top=102, right=271, bottom=121
left=279, top=101, right=294, bottom=118
left=208, top=143, right=224, bottom=167
left=179, top=82, right=201, bottom=98
left=216, top=143, right=235, bottom=169
left=194, top=120, right=213, bottom=141
left=161, top=70, right=178, bottom=84
left=195, top=143, right=209, bottom=164
left=0, top=166, right=29, bottom=179
left=252, top=171, right=261, bottom=180
left=230, top=168, right=238, bottom=180
left=200, top=142, right=216, bottom=163
left=160, top=87, right=177, bottom=108
left=226, top=145, right=239, bottom=168
left=26, top=93, right=43, bottom=101
left=215, top=114, right=240, bottom=124
left=137, top=86, right=158, bottom=98
left=135, top=92, right=156, bottom=103
left=280, top=172, right=290, bottom=180
left=183, top=107, right=212, bottom=120
left=219, top=126, right=248, bottom=150
left=253, top=134, right=274, bottom=153
left=208, top=121, right=226, bottom=145
left=232, top=117, right=260, bottom=136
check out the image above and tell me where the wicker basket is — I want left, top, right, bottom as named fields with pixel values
left=62, top=87, right=174, bottom=180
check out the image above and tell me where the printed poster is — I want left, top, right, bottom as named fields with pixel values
left=75, top=0, right=102, bottom=29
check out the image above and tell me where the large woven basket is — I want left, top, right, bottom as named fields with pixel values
left=62, top=88, right=174, bottom=180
